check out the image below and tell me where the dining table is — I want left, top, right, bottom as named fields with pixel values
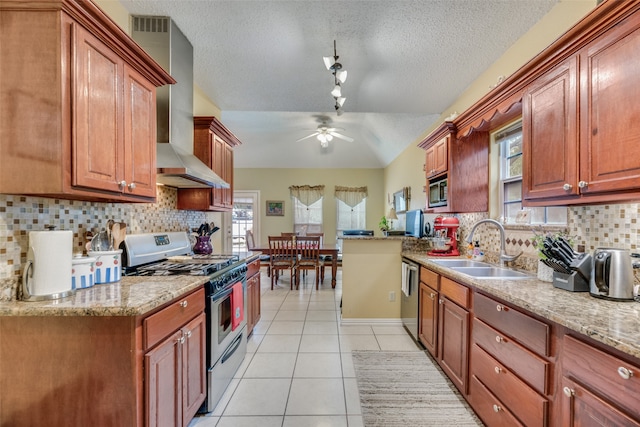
left=252, top=243, right=340, bottom=288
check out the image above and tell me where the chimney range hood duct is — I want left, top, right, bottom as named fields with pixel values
left=131, top=16, right=229, bottom=189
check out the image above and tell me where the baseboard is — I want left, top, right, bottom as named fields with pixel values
left=339, top=318, right=403, bottom=326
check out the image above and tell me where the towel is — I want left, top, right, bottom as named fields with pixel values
left=231, top=281, right=244, bottom=331
left=401, top=263, right=410, bottom=297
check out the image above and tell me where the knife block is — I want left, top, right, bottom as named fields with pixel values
left=552, top=271, right=590, bottom=292
left=552, top=253, right=592, bottom=292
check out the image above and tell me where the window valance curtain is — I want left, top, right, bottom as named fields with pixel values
left=289, top=185, right=325, bottom=206
left=335, top=186, right=368, bottom=208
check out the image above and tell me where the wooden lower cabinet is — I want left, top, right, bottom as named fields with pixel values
left=418, top=266, right=439, bottom=357
left=438, top=295, right=469, bottom=394
left=562, top=334, right=640, bottom=424
left=145, top=312, right=206, bottom=427
left=560, top=377, right=640, bottom=427
left=246, top=258, right=261, bottom=335
left=144, top=290, right=206, bottom=427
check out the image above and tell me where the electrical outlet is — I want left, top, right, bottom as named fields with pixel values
left=389, top=291, right=396, bottom=302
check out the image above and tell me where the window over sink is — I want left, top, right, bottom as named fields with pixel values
left=494, top=120, right=566, bottom=226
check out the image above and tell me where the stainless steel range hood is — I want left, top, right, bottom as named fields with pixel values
left=131, top=16, right=229, bottom=189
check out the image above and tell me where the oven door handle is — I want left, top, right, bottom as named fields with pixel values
left=221, top=331, right=243, bottom=364
left=211, top=286, right=233, bottom=302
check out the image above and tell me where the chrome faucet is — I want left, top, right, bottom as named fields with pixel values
left=466, top=219, right=522, bottom=267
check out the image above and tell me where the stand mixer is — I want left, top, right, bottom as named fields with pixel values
left=428, top=215, right=460, bottom=256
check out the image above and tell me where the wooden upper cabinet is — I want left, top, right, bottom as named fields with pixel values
left=523, top=4, right=640, bottom=206
left=425, top=137, right=448, bottom=178
left=178, top=117, right=241, bottom=211
left=419, top=121, right=488, bottom=213
left=523, top=57, right=579, bottom=201
left=0, top=0, right=174, bottom=202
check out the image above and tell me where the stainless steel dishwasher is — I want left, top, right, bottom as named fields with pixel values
left=401, top=258, right=420, bottom=341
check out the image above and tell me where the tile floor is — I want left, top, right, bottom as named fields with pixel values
left=189, top=267, right=421, bottom=427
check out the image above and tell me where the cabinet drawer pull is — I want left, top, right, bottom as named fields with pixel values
left=495, top=335, right=504, bottom=343
left=492, top=404, right=501, bottom=413
left=179, top=301, right=188, bottom=308
left=578, top=180, right=588, bottom=189
left=496, top=304, right=504, bottom=312
left=563, top=183, right=573, bottom=191
left=494, top=366, right=502, bottom=374
left=563, top=387, right=574, bottom=398
left=618, top=366, right=634, bottom=380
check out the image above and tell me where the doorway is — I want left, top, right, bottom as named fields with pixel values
left=231, top=190, right=261, bottom=251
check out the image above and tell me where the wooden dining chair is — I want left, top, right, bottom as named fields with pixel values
left=268, top=236, right=297, bottom=289
left=294, top=236, right=321, bottom=290
left=306, top=233, right=326, bottom=283
left=246, top=230, right=271, bottom=276
left=280, top=232, right=299, bottom=237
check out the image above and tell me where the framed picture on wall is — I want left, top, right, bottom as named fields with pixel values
left=266, top=200, right=284, bottom=216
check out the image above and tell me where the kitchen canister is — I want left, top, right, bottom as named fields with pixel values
left=22, top=229, right=75, bottom=301
left=88, top=249, right=122, bottom=284
left=71, top=255, right=96, bottom=289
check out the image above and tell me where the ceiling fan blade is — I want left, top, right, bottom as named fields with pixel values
left=329, top=132, right=354, bottom=142
left=296, top=132, right=320, bottom=142
left=325, top=127, right=344, bottom=132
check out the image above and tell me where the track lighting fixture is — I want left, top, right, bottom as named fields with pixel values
left=324, top=40, right=347, bottom=116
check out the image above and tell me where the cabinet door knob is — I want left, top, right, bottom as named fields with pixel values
left=186, top=330, right=192, bottom=339
left=439, top=299, right=443, bottom=304
left=496, top=304, right=504, bottom=312
left=178, top=334, right=185, bottom=344
left=494, top=366, right=502, bottom=374
left=119, top=180, right=127, bottom=189
left=492, top=404, right=501, bottom=413
left=128, top=182, right=136, bottom=191
left=495, top=335, right=504, bottom=343
left=578, top=180, right=588, bottom=189
left=430, top=292, right=435, bottom=299
left=563, top=183, right=573, bottom=191
left=180, top=300, right=188, bottom=308
left=618, top=366, right=634, bottom=380
left=563, top=386, right=574, bottom=397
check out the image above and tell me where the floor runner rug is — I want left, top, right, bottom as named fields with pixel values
left=352, top=350, right=484, bottom=426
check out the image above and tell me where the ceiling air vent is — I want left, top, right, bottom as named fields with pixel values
left=132, top=16, right=169, bottom=33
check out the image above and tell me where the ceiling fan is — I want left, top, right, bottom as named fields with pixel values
left=296, top=123, right=354, bottom=147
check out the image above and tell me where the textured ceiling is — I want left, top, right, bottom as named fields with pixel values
left=119, top=0, right=559, bottom=168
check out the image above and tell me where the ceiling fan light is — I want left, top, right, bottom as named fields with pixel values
left=331, top=84, right=342, bottom=98
left=320, top=140, right=329, bottom=148
left=317, top=133, right=327, bottom=143
left=323, top=56, right=334, bottom=70
left=336, top=69, right=347, bottom=83
left=336, top=97, right=346, bottom=107
left=326, top=134, right=333, bottom=142
left=336, top=107, right=344, bottom=116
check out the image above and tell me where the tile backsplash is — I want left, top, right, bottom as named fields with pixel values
left=0, top=186, right=210, bottom=300
left=3, top=192, right=640, bottom=299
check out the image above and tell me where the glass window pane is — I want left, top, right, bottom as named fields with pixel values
left=546, top=206, right=568, bottom=224
left=507, top=154, right=522, bottom=178
left=507, top=133, right=522, bottom=156
left=504, top=181, right=522, bottom=202
left=529, top=207, right=546, bottom=224
left=504, top=202, right=522, bottom=223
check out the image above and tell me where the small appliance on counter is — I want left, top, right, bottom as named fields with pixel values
left=22, top=229, right=75, bottom=301
left=590, top=248, right=635, bottom=301
left=427, top=215, right=459, bottom=256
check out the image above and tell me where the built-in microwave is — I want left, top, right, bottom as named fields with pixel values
left=429, top=178, right=448, bottom=207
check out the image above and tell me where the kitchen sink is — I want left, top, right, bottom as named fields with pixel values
left=429, top=259, right=492, bottom=268
left=451, top=266, right=532, bottom=280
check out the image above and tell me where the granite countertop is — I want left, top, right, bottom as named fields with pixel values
left=403, top=252, right=640, bottom=360
left=0, top=252, right=262, bottom=317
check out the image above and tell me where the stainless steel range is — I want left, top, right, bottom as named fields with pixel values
left=122, top=232, right=247, bottom=413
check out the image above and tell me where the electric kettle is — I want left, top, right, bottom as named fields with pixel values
left=590, top=248, right=635, bottom=301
